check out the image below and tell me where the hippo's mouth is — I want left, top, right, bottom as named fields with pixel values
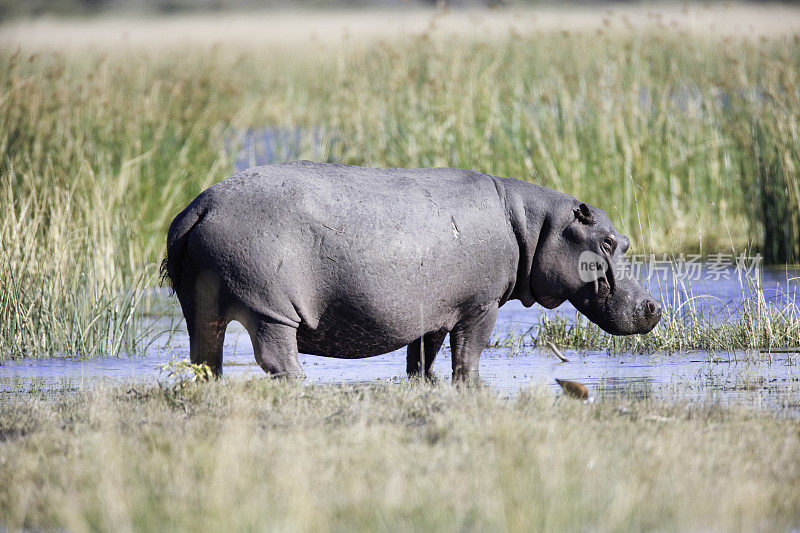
left=569, top=279, right=662, bottom=336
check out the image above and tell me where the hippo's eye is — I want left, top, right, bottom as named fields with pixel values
left=603, top=236, right=617, bottom=254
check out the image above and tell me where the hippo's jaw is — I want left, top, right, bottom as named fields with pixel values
left=536, top=294, right=566, bottom=309
left=569, top=277, right=662, bottom=335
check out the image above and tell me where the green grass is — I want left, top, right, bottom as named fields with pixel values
left=492, top=285, right=800, bottom=355
left=1, top=378, right=799, bottom=531
left=1, top=17, right=800, bottom=358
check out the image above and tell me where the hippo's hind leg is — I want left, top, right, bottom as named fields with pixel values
left=247, top=318, right=305, bottom=379
left=187, top=315, right=227, bottom=376
left=450, top=303, right=498, bottom=384
left=406, top=330, right=447, bottom=378
left=181, top=271, right=229, bottom=376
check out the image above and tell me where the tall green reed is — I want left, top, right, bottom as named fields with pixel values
left=0, top=51, right=232, bottom=357
left=1, top=28, right=799, bottom=358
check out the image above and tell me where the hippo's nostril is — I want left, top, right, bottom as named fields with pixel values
left=644, top=300, right=662, bottom=322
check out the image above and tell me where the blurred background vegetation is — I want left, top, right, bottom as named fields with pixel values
left=1, top=0, right=789, bottom=21
left=0, top=0, right=506, bottom=21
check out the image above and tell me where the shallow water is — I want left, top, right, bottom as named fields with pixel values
left=2, top=322, right=798, bottom=414
left=4, top=124, right=800, bottom=408
left=2, top=268, right=800, bottom=414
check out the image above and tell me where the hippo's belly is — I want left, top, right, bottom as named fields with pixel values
left=294, top=297, right=455, bottom=358
left=296, top=326, right=407, bottom=358
left=296, top=315, right=411, bottom=358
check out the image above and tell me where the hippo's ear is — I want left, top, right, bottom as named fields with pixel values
left=574, top=203, right=595, bottom=225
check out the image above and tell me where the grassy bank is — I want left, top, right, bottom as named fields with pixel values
left=1, top=379, right=799, bottom=531
left=1, top=10, right=800, bottom=358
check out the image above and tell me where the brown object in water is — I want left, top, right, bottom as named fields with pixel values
left=555, top=379, right=590, bottom=400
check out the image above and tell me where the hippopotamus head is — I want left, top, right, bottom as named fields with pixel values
left=529, top=201, right=661, bottom=335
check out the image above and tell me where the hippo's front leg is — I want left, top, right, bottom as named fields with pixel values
left=247, top=319, right=305, bottom=379
left=449, top=303, right=498, bottom=384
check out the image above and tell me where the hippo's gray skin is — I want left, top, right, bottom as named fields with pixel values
left=163, top=161, right=661, bottom=382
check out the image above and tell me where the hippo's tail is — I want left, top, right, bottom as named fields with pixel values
left=161, top=201, right=208, bottom=295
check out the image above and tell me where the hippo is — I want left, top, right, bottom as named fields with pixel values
left=162, top=161, right=661, bottom=382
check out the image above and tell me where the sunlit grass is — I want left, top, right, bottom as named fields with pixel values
left=1, top=378, right=798, bottom=531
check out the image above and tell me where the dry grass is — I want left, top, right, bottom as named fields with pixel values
left=1, top=378, right=799, bottom=531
